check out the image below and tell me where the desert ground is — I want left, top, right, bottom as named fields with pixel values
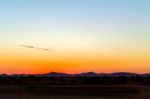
left=0, top=85, right=150, bottom=99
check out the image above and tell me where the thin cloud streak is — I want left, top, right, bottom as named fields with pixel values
left=18, top=45, right=54, bottom=52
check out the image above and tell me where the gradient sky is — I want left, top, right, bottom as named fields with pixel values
left=0, top=0, right=150, bottom=74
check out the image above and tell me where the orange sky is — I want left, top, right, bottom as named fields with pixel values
left=0, top=43, right=149, bottom=74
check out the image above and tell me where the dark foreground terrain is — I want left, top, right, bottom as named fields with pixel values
left=0, top=85, right=150, bottom=99
left=0, top=74, right=150, bottom=99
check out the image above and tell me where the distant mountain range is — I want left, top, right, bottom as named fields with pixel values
left=39, top=72, right=150, bottom=77
left=1, top=72, right=150, bottom=77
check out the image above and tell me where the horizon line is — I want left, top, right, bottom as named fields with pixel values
left=1, top=71, right=150, bottom=75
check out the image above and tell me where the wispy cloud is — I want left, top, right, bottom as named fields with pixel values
left=18, top=45, right=54, bottom=52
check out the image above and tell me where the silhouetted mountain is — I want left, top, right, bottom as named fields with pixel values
left=43, top=72, right=70, bottom=77
left=98, top=73, right=109, bottom=76
left=11, top=74, right=31, bottom=77
left=110, top=72, right=140, bottom=77
left=75, top=72, right=99, bottom=77
left=0, top=74, right=8, bottom=77
left=142, top=73, right=150, bottom=77
left=1, top=72, right=150, bottom=77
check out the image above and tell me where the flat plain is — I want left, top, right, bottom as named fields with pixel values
left=0, top=85, right=150, bottom=99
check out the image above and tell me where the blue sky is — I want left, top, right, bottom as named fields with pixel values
left=0, top=0, right=150, bottom=55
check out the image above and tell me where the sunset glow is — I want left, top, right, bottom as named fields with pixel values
left=0, top=0, right=150, bottom=74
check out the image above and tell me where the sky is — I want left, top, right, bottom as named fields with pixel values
left=0, top=0, right=150, bottom=74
